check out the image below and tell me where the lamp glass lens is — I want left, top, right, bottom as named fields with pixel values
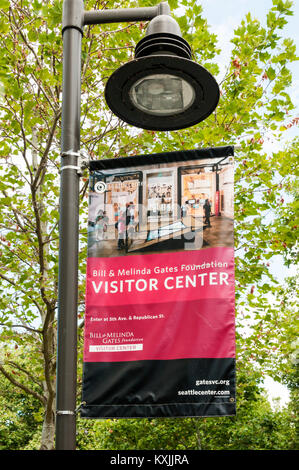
left=129, top=74, right=195, bottom=116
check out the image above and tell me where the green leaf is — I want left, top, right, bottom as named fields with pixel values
left=0, top=0, right=10, bottom=9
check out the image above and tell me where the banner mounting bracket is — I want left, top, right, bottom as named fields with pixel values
left=60, top=150, right=90, bottom=176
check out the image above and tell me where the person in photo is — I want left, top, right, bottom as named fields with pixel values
left=94, top=210, right=108, bottom=241
left=203, top=198, right=211, bottom=227
left=117, top=211, right=126, bottom=250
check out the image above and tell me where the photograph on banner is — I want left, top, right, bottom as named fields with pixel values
left=87, top=155, right=234, bottom=258
left=81, top=147, right=236, bottom=419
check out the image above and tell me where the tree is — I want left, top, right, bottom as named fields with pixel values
left=0, top=343, right=43, bottom=450
left=0, top=0, right=297, bottom=450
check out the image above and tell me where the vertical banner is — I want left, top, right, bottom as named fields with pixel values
left=81, top=146, right=236, bottom=418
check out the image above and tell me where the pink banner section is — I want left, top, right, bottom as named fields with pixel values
left=85, top=247, right=234, bottom=307
left=83, top=298, right=235, bottom=363
left=84, top=247, right=235, bottom=363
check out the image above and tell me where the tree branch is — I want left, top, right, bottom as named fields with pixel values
left=0, top=364, right=45, bottom=405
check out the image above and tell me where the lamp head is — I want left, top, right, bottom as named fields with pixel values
left=104, top=14, right=220, bottom=131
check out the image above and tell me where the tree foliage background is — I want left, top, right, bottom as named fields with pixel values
left=0, top=0, right=298, bottom=450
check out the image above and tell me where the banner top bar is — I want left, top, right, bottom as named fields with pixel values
left=89, top=146, right=234, bottom=171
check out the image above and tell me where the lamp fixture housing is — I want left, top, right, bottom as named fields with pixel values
left=105, top=14, right=220, bottom=131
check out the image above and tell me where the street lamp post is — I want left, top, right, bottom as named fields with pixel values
left=56, top=0, right=219, bottom=450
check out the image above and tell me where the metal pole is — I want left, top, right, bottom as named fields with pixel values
left=56, top=0, right=169, bottom=450
left=56, top=0, right=83, bottom=451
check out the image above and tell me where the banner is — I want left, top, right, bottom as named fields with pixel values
left=81, top=146, right=236, bottom=418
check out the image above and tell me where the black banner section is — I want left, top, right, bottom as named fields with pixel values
left=81, top=358, right=235, bottom=418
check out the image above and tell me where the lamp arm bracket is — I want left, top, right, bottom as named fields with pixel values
left=83, top=2, right=170, bottom=27
left=63, top=1, right=170, bottom=33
